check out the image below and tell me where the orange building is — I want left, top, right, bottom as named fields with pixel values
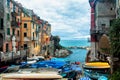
left=0, top=0, right=51, bottom=62
left=2, top=0, right=21, bottom=53
left=20, top=8, right=42, bottom=56
left=41, top=21, right=51, bottom=56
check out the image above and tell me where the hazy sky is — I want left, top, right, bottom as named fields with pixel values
left=15, top=0, right=90, bottom=40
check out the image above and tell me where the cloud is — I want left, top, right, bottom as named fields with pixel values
left=15, top=0, right=90, bottom=40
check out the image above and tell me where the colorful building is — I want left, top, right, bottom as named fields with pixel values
left=0, top=0, right=52, bottom=62
left=88, top=0, right=116, bottom=61
left=40, top=21, right=51, bottom=56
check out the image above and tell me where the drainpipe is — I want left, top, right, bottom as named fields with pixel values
left=40, top=23, right=44, bottom=55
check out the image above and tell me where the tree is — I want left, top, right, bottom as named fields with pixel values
left=109, top=18, right=120, bottom=79
left=52, top=36, right=63, bottom=51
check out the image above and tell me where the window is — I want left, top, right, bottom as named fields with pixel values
left=13, top=4, right=16, bottom=12
left=110, top=20, right=114, bottom=26
left=18, top=18, right=20, bottom=22
left=24, top=32, right=27, bottom=37
left=34, top=43, right=35, bottom=48
left=24, top=14, right=26, bottom=17
left=101, top=24, right=106, bottom=26
left=33, top=32, right=34, bottom=39
left=7, top=13, right=10, bottom=21
left=7, top=0, right=10, bottom=8
left=39, top=26, right=40, bottom=29
left=36, top=43, right=37, bottom=47
left=33, top=23, right=34, bottom=29
left=12, top=29, right=15, bottom=35
left=24, top=44, right=28, bottom=49
left=7, top=28, right=10, bottom=35
left=110, top=8, right=113, bottom=11
left=24, top=23, right=27, bottom=28
left=6, top=43, right=9, bottom=52
left=17, top=30, right=19, bottom=36
left=0, top=18, right=4, bottom=29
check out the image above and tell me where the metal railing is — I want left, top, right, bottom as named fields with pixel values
left=0, top=50, right=26, bottom=62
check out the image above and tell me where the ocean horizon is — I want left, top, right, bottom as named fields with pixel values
left=59, top=39, right=90, bottom=63
left=60, top=39, right=90, bottom=47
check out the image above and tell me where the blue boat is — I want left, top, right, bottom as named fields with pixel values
left=60, top=63, right=82, bottom=79
left=98, top=76, right=108, bottom=80
left=79, top=76, right=91, bottom=80
left=61, top=64, right=81, bottom=73
left=30, top=60, right=67, bottom=69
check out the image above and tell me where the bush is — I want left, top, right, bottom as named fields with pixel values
left=109, top=69, right=120, bottom=80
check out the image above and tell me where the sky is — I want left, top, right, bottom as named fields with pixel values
left=15, top=0, right=90, bottom=40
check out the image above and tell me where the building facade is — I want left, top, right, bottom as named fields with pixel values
left=88, top=0, right=116, bottom=61
left=0, top=0, right=5, bottom=52
left=0, top=0, right=52, bottom=62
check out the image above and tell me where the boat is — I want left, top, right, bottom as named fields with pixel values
left=4, top=65, right=20, bottom=73
left=0, top=66, right=8, bottom=73
left=60, top=63, right=82, bottom=79
left=98, top=76, right=108, bottom=80
left=28, top=56, right=45, bottom=62
left=30, top=60, right=67, bottom=69
left=82, top=62, right=110, bottom=79
left=19, top=56, right=45, bottom=68
left=1, top=68, right=62, bottom=80
left=79, top=76, right=91, bottom=80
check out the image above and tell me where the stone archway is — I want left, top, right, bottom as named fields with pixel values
left=99, top=34, right=110, bottom=54
left=0, top=34, right=3, bottom=51
left=98, top=34, right=110, bottom=60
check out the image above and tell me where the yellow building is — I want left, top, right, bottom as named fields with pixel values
left=41, top=21, right=51, bottom=56
left=0, top=0, right=51, bottom=62
left=20, top=8, right=42, bottom=57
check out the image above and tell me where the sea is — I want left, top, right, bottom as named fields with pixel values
left=59, top=39, right=90, bottom=63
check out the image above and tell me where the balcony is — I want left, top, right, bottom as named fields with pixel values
left=32, top=37, right=38, bottom=41
left=11, top=12, right=18, bottom=17
left=90, top=29, right=98, bottom=34
left=90, top=28, right=109, bottom=35
left=11, top=21, right=19, bottom=28
left=6, top=35, right=12, bottom=41
left=35, top=29, right=41, bottom=34
left=16, top=36, right=20, bottom=41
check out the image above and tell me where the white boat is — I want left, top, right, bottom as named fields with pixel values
left=1, top=73, right=62, bottom=80
left=1, top=68, right=62, bottom=80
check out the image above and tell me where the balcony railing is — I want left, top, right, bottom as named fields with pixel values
left=32, top=37, right=38, bottom=41
left=11, top=21, right=19, bottom=28
left=35, top=30, right=40, bottom=33
left=0, top=50, right=26, bottom=62
left=11, top=12, right=18, bottom=17
left=90, top=28, right=109, bottom=35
